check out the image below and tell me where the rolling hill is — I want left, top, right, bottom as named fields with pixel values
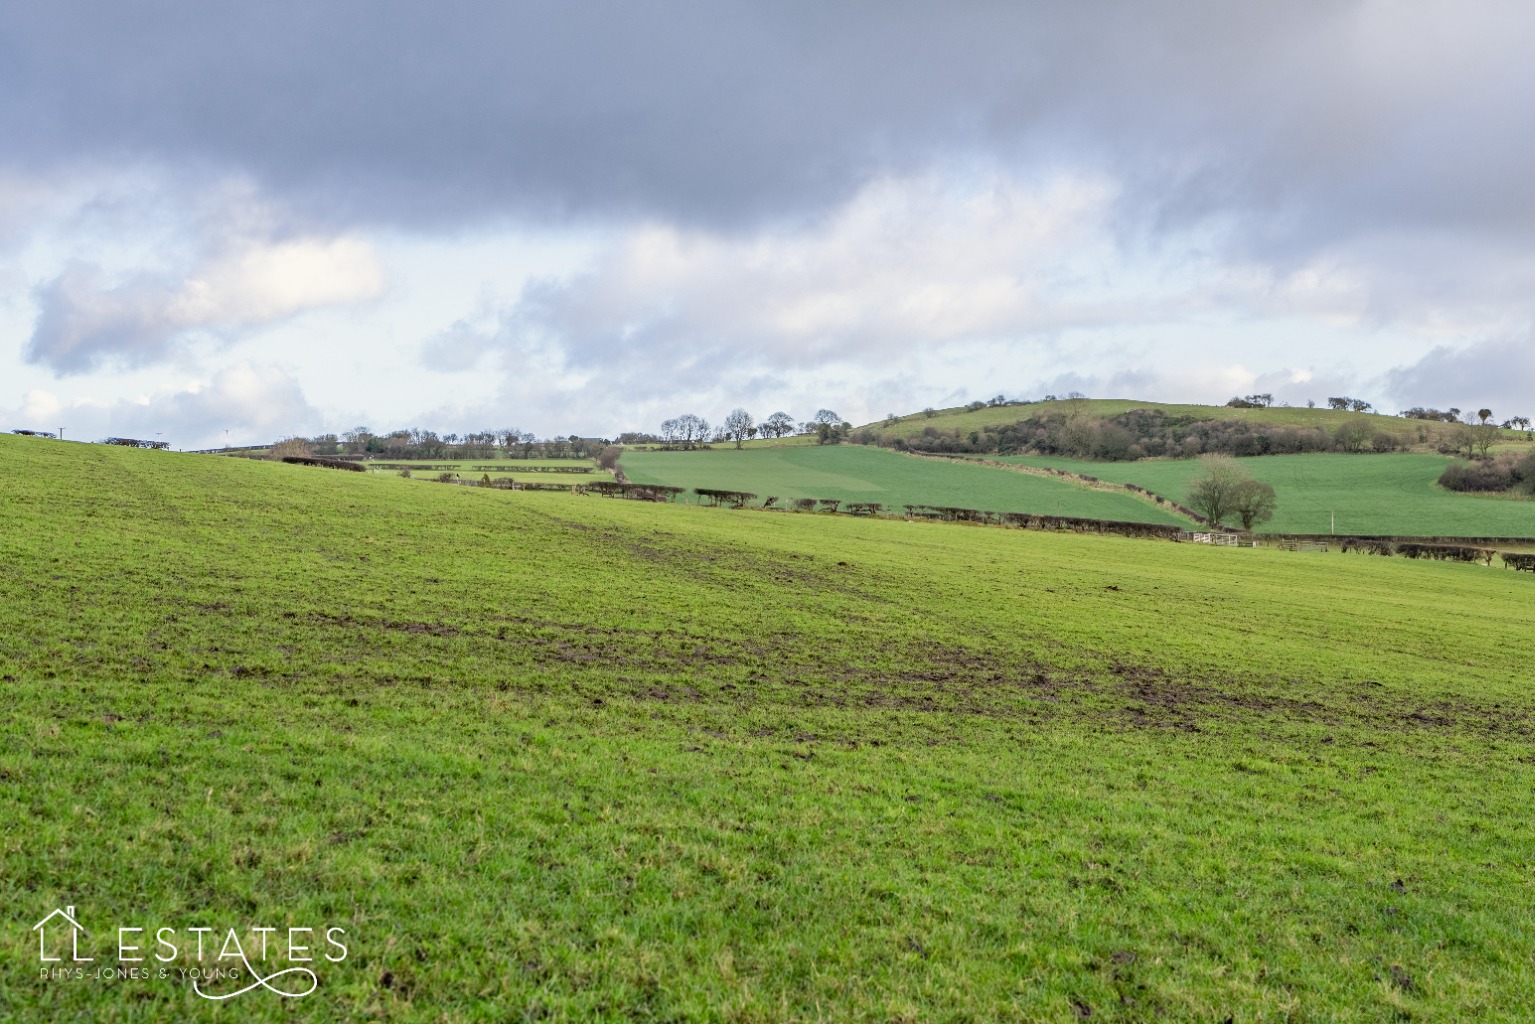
left=860, top=397, right=1495, bottom=445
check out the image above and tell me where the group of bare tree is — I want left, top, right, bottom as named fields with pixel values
left=651, top=408, right=849, bottom=448
left=1224, top=394, right=1275, bottom=408
left=269, top=427, right=611, bottom=461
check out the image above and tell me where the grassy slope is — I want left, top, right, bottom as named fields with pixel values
left=869, top=398, right=1490, bottom=444
left=4, top=435, right=1535, bottom=1021
left=1004, top=453, right=1535, bottom=538
left=620, top=445, right=1188, bottom=525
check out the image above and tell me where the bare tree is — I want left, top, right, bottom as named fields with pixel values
left=661, top=414, right=710, bottom=447
left=681, top=414, right=709, bottom=444
left=1232, top=479, right=1278, bottom=531
left=723, top=408, right=755, bottom=449
left=1186, top=456, right=1251, bottom=527
left=1471, top=423, right=1500, bottom=458
left=761, top=411, right=795, bottom=439
left=1333, top=418, right=1374, bottom=453
left=1447, top=424, right=1477, bottom=460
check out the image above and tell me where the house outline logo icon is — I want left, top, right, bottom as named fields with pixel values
left=33, top=905, right=92, bottom=963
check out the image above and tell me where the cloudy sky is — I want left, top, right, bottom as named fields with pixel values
left=4, top=1, right=1534, bottom=447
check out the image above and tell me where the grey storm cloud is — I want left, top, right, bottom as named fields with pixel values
left=1380, top=336, right=1535, bottom=420
left=7, top=0, right=1535, bottom=253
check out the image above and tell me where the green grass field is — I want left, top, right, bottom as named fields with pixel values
left=620, top=446, right=1188, bottom=524
left=4, top=434, right=1535, bottom=1021
left=1002, top=453, right=1535, bottom=538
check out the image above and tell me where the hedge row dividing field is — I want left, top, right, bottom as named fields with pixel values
left=620, top=446, right=1190, bottom=526
left=3, top=434, right=1535, bottom=1021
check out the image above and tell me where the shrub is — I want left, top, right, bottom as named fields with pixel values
left=1438, top=452, right=1535, bottom=493
left=595, top=445, right=622, bottom=471
left=694, top=488, right=757, bottom=507
left=1397, top=543, right=1494, bottom=563
left=103, top=437, right=171, bottom=450
left=267, top=437, right=313, bottom=460
left=279, top=456, right=365, bottom=472
left=1341, top=538, right=1395, bottom=556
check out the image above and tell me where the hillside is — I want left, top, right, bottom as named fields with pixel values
left=863, top=397, right=1489, bottom=445
left=620, top=445, right=1189, bottom=524
left=4, top=433, right=1535, bottom=1020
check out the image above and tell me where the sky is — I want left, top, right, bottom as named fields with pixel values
left=4, top=1, right=1535, bottom=448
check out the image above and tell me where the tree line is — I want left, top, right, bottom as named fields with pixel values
left=633, top=409, right=854, bottom=449
left=269, top=428, right=613, bottom=461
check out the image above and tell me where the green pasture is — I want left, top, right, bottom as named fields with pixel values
left=3, top=433, right=1535, bottom=1021
left=1003, top=452, right=1535, bottom=538
left=620, top=445, right=1187, bottom=524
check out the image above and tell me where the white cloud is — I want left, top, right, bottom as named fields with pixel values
left=169, top=237, right=384, bottom=326
left=24, top=235, right=385, bottom=375
left=409, top=170, right=1489, bottom=432
left=500, top=172, right=1128, bottom=369
left=22, top=388, right=62, bottom=421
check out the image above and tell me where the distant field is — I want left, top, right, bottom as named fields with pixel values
left=1003, top=452, right=1535, bottom=537
left=621, top=445, right=1188, bottom=524
left=365, top=458, right=599, bottom=468
left=868, top=398, right=1510, bottom=447
left=351, top=457, right=616, bottom=484
left=5, top=434, right=1535, bottom=1020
